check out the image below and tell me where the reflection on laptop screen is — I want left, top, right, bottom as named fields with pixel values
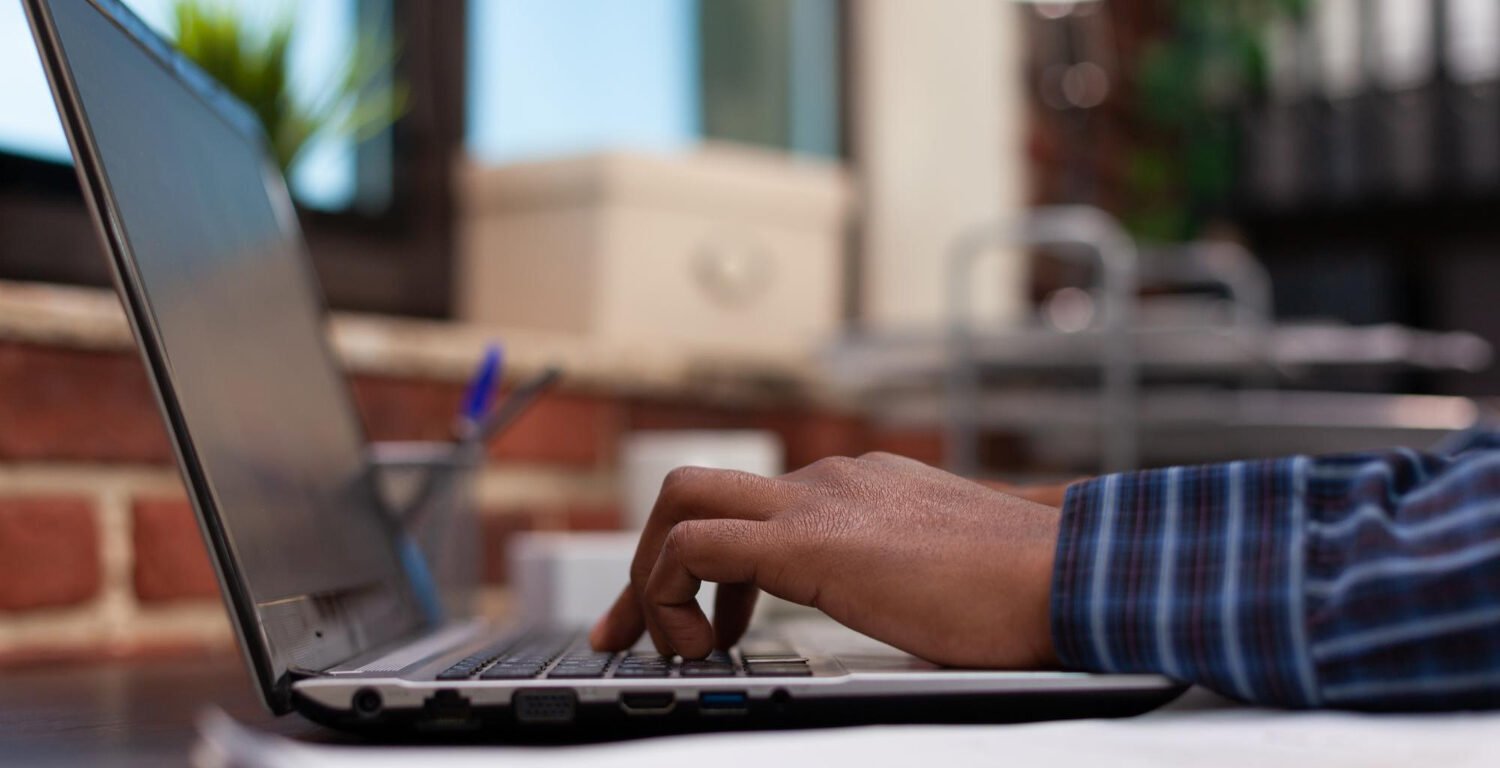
left=45, top=0, right=407, bottom=608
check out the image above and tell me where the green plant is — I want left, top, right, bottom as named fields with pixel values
left=1125, top=0, right=1307, bottom=242
left=169, top=0, right=408, bottom=179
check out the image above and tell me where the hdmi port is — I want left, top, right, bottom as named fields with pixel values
left=619, top=691, right=676, bottom=714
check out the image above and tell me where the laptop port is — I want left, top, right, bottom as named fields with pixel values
left=698, top=691, right=749, bottom=714
left=352, top=687, right=383, bottom=718
left=513, top=690, right=577, bottom=724
left=619, top=691, right=676, bottom=714
left=419, top=689, right=480, bottom=730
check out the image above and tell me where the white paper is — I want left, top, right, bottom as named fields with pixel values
left=193, top=691, right=1500, bottom=768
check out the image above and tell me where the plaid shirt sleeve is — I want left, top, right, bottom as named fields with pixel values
left=1051, top=427, right=1500, bottom=710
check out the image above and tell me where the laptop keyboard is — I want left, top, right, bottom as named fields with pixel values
left=434, top=630, right=813, bottom=681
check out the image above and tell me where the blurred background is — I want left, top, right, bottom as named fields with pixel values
left=0, top=0, right=1497, bottom=663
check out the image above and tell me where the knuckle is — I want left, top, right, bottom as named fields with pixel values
left=858, top=451, right=900, bottom=463
left=663, top=465, right=701, bottom=485
left=812, top=455, right=860, bottom=477
left=718, top=468, right=766, bottom=488
left=659, top=465, right=737, bottom=507
left=807, top=455, right=875, bottom=496
left=664, top=520, right=710, bottom=559
left=660, top=465, right=703, bottom=496
left=655, top=466, right=714, bottom=519
left=663, top=521, right=693, bottom=555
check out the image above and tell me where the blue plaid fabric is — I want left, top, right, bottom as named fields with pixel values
left=1052, top=427, right=1500, bottom=710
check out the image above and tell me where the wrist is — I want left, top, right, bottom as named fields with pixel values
left=1027, top=506, right=1061, bottom=668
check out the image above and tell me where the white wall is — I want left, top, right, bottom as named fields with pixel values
left=852, top=0, right=1029, bottom=332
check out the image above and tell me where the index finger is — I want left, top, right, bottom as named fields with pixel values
left=644, top=518, right=770, bottom=659
left=592, top=466, right=783, bottom=652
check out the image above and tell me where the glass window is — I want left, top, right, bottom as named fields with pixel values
left=0, top=0, right=359, bottom=210
left=465, top=0, right=842, bottom=165
left=466, top=0, right=701, bottom=165
left=0, top=1, right=75, bottom=166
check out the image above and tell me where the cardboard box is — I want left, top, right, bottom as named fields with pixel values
left=456, top=146, right=851, bottom=361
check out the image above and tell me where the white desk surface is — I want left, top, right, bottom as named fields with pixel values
left=197, top=686, right=1500, bottom=768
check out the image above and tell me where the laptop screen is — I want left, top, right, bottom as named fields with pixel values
left=33, top=0, right=423, bottom=701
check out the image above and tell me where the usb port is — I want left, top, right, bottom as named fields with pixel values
left=698, top=691, right=749, bottom=714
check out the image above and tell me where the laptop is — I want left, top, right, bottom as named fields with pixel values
left=23, top=0, right=1181, bottom=736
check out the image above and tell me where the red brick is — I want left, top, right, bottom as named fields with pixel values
left=349, top=375, right=466, bottom=443
left=479, top=509, right=536, bottom=585
left=131, top=498, right=218, bottom=603
left=352, top=375, right=616, bottom=467
left=563, top=502, right=621, bottom=532
left=0, top=342, right=172, bottom=463
left=0, top=337, right=904, bottom=480
left=487, top=391, right=617, bottom=467
left=766, top=410, right=869, bottom=470
left=0, top=496, right=100, bottom=611
left=625, top=400, right=760, bottom=431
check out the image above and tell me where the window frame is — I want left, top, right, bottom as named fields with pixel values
left=0, top=0, right=466, bottom=317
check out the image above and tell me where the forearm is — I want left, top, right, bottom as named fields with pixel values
left=1050, top=437, right=1500, bottom=710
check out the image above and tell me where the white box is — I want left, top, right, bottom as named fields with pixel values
left=456, top=145, right=852, bottom=360
left=619, top=430, right=783, bottom=531
left=509, top=531, right=717, bottom=630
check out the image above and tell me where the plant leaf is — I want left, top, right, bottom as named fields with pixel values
left=167, top=0, right=408, bottom=180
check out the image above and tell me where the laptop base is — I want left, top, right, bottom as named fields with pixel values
left=290, top=684, right=1186, bottom=742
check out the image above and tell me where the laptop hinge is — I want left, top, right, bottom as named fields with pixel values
left=323, top=618, right=488, bottom=676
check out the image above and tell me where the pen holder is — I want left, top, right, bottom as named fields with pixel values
left=368, top=441, right=483, bottom=620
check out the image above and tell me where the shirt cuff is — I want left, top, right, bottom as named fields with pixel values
left=1050, top=459, right=1321, bottom=707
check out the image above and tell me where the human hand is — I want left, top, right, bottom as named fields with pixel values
left=589, top=452, right=1061, bottom=669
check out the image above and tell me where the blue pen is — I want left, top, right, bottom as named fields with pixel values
left=399, top=534, right=444, bottom=624
left=456, top=343, right=503, bottom=438
left=404, top=342, right=504, bottom=622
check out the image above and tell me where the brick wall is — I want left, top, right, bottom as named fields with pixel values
left=0, top=292, right=940, bottom=666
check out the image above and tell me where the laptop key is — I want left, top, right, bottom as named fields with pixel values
left=547, top=666, right=609, bottom=679
left=679, top=662, right=736, bottom=677
left=551, top=660, right=611, bottom=673
left=618, top=660, right=670, bottom=668
left=743, top=654, right=808, bottom=664
left=435, top=634, right=545, bottom=680
left=612, top=666, right=671, bottom=678
left=746, top=662, right=813, bottom=677
left=481, top=666, right=541, bottom=680
left=561, top=650, right=613, bottom=660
